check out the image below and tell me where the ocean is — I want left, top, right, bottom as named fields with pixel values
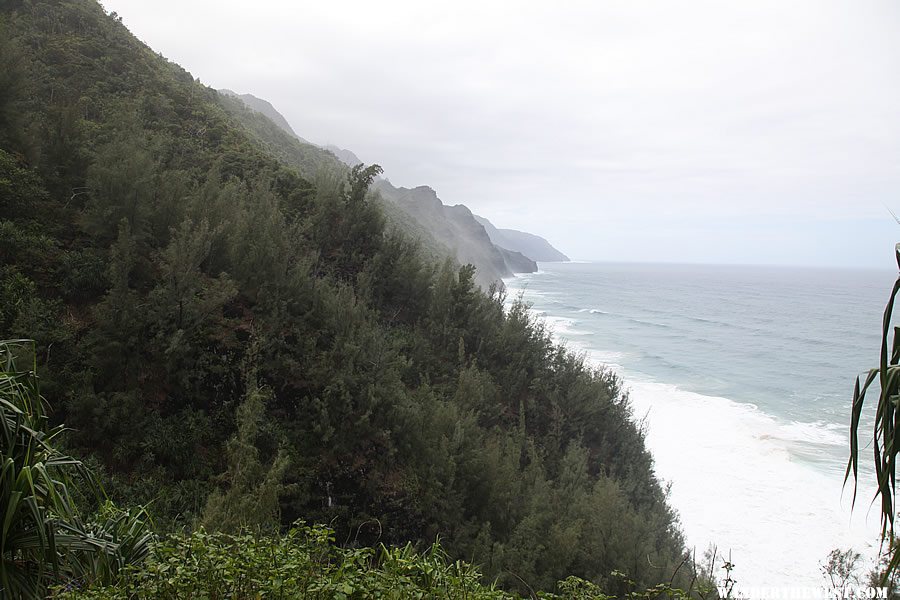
left=503, top=261, right=895, bottom=587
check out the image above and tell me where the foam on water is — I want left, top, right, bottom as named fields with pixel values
left=624, top=378, right=879, bottom=586
left=503, top=266, right=887, bottom=585
left=542, top=315, right=590, bottom=336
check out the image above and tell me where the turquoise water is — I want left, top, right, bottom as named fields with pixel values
left=504, top=262, right=896, bottom=585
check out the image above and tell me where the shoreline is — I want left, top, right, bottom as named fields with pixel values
left=502, top=271, right=883, bottom=586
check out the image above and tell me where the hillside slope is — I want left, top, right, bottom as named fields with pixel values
left=324, top=143, right=363, bottom=167
left=375, top=180, right=537, bottom=288
left=0, top=0, right=689, bottom=593
left=475, top=214, right=570, bottom=262
left=222, top=89, right=541, bottom=285
left=219, top=89, right=312, bottom=144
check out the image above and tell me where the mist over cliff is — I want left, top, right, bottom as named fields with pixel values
left=220, top=89, right=566, bottom=286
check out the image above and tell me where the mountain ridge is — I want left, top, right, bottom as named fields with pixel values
left=474, top=215, right=570, bottom=262
left=374, top=180, right=536, bottom=288
left=219, top=89, right=313, bottom=145
left=219, top=89, right=564, bottom=281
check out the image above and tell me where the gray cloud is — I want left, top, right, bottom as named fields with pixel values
left=103, top=0, right=900, bottom=267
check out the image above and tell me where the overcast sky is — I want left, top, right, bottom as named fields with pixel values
left=102, top=0, right=900, bottom=267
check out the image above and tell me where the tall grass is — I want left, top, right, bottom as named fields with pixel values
left=0, top=339, right=151, bottom=597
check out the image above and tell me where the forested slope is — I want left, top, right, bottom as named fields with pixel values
left=0, top=0, right=690, bottom=593
left=221, top=89, right=540, bottom=287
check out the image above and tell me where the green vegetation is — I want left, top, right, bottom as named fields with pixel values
left=0, top=340, right=706, bottom=599
left=0, top=340, right=152, bottom=597
left=1, top=0, right=701, bottom=596
left=847, top=243, right=900, bottom=584
left=55, top=523, right=708, bottom=600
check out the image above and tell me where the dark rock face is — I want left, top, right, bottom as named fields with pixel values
left=474, top=215, right=569, bottom=262
left=375, top=181, right=515, bottom=288
left=498, top=247, right=538, bottom=273
left=221, top=90, right=562, bottom=287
